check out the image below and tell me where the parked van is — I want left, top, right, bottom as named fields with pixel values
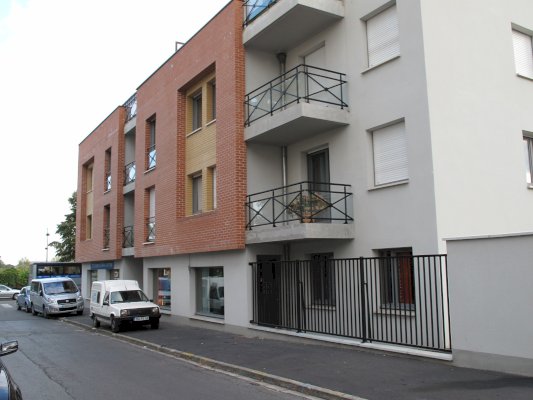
left=90, top=280, right=160, bottom=333
left=29, top=277, right=84, bottom=318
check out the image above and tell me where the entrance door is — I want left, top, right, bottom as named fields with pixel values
left=307, top=149, right=331, bottom=221
left=257, top=255, right=281, bottom=326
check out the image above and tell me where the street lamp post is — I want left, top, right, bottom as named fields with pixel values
left=45, top=229, right=50, bottom=262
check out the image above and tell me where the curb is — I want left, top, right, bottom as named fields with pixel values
left=62, top=318, right=366, bottom=400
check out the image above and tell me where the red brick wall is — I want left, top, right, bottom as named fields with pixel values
left=76, top=0, right=245, bottom=262
left=76, top=107, right=125, bottom=263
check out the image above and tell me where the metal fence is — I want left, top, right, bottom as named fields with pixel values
left=124, top=93, right=137, bottom=122
left=246, top=181, right=353, bottom=229
left=124, top=161, right=136, bottom=185
left=244, top=64, right=347, bottom=127
left=243, top=0, right=277, bottom=26
left=250, top=255, right=451, bottom=352
left=122, top=226, right=134, bottom=248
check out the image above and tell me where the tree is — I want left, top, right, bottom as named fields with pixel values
left=49, top=192, right=77, bottom=262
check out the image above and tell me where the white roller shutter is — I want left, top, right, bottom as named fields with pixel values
left=367, top=5, right=400, bottom=68
left=373, top=122, right=408, bottom=186
left=512, top=29, right=533, bottom=78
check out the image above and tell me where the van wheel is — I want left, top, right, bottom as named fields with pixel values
left=93, top=316, right=100, bottom=328
left=110, top=317, right=120, bottom=333
left=31, top=304, right=37, bottom=316
left=42, top=307, right=49, bottom=319
left=151, top=319, right=159, bottom=330
left=77, top=310, right=83, bottom=316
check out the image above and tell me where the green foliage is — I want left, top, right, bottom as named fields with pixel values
left=0, top=259, right=30, bottom=288
left=49, top=192, right=76, bottom=262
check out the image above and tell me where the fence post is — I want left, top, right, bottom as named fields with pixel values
left=359, top=257, right=367, bottom=343
left=296, top=261, right=302, bottom=332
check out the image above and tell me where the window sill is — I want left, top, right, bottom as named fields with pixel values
left=527, top=184, right=533, bottom=190
left=516, top=72, right=533, bottom=82
left=368, top=179, right=408, bottom=191
left=104, top=189, right=111, bottom=194
left=187, top=127, right=203, bottom=137
left=144, top=166, right=156, bottom=174
left=143, top=241, right=155, bottom=245
left=206, top=119, right=216, bottom=127
left=361, top=55, right=401, bottom=74
left=102, top=248, right=109, bottom=252
left=191, top=314, right=224, bottom=324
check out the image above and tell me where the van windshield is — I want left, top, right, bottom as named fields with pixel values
left=110, top=290, right=149, bottom=304
left=43, top=281, right=78, bottom=295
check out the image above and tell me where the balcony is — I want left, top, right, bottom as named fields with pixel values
left=246, top=181, right=354, bottom=244
left=123, top=226, right=134, bottom=248
left=245, top=64, right=348, bottom=145
left=147, top=145, right=156, bottom=170
left=123, top=161, right=136, bottom=194
left=243, top=0, right=344, bottom=52
left=124, top=93, right=137, bottom=133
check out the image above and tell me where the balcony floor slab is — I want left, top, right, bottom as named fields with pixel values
left=246, top=222, right=355, bottom=244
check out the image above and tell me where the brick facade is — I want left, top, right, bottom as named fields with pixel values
left=76, top=1, right=245, bottom=263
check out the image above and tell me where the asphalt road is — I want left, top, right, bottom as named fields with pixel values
left=0, top=299, right=312, bottom=400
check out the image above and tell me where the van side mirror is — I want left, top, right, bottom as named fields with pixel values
left=39, top=290, right=43, bottom=297
left=103, top=300, right=109, bottom=306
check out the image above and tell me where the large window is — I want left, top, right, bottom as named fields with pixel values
left=379, top=248, right=414, bottom=310
left=512, top=28, right=533, bottom=79
left=192, top=174, right=203, bottom=214
left=192, top=92, right=202, bottom=131
left=146, top=187, right=155, bottom=242
left=524, top=135, right=533, bottom=185
left=153, top=269, right=171, bottom=311
left=311, top=253, right=335, bottom=306
left=196, top=267, right=224, bottom=318
left=147, top=117, right=156, bottom=170
left=372, top=121, right=408, bottom=186
left=366, top=4, right=400, bottom=68
left=103, top=205, right=110, bottom=249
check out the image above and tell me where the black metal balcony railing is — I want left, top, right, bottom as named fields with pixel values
left=124, top=93, right=137, bottom=122
left=103, top=227, right=110, bottom=249
left=146, top=217, right=155, bottom=242
left=243, top=0, right=277, bottom=26
left=147, top=145, right=156, bottom=170
left=105, top=172, right=111, bottom=191
left=122, top=226, right=134, bottom=248
left=246, top=181, right=353, bottom=229
left=245, top=64, right=347, bottom=127
left=124, top=161, right=136, bottom=185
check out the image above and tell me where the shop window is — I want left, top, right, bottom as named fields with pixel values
left=196, top=267, right=224, bottom=318
left=153, top=269, right=171, bottom=311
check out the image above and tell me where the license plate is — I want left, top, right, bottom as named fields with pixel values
left=133, top=316, right=149, bottom=322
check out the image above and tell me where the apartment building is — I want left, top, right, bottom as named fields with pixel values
left=77, top=0, right=533, bottom=359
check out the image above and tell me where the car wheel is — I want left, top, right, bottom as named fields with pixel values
left=31, top=304, right=37, bottom=316
left=151, top=319, right=159, bottom=330
left=12, top=294, right=17, bottom=300
left=42, top=306, right=49, bottom=319
left=92, top=315, right=100, bottom=328
left=110, top=316, right=120, bottom=333
left=77, top=310, right=83, bottom=316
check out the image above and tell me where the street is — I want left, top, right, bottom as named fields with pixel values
left=0, top=299, right=311, bottom=400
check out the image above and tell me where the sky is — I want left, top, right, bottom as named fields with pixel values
left=0, top=0, right=229, bottom=265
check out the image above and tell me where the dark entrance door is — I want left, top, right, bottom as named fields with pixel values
left=257, top=255, right=281, bottom=326
left=307, top=149, right=330, bottom=221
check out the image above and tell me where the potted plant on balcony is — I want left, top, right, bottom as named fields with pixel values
left=287, top=192, right=327, bottom=223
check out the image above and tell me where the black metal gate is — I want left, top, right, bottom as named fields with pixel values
left=251, top=255, right=451, bottom=353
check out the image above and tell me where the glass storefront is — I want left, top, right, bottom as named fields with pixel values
left=153, top=268, right=171, bottom=311
left=196, top=267, right=224, bottom=318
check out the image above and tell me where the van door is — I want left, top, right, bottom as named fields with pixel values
left=101, top=291, right=111, bottom=321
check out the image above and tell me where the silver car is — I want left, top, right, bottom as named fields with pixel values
left=16, top=286, right=31, bottom=313
left=0, top=285, right=19, bottom=300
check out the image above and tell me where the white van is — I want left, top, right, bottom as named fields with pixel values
left=29, top=277, right=84, bottom=318
left=90, top=280, right=161, bottom=333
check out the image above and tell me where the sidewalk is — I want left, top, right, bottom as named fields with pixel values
left=65, top=313, right=533, bottom=400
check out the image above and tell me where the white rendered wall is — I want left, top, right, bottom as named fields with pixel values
left=420, top=0, right=533, bottom=243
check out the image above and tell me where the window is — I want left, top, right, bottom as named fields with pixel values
left=196, top=267, right=224, bottom=318
left=146, top=187, right=155, bottom=242
left=366, top=4, right=400, bottom=68
left=103, top=205, right=110, bottom=249
left=372, top=121, right=408, bottom=186
left=192, top=174, right=203, bottom=214
left=147, top=117, right=156, bottom=169
left=86, top=215, right=93, bottom=240
left=192, top=92, right=202, bottom=131
left=379, top=248, right=414, bottom=310
left=208, top=80, right=216, bottom=122
left=84, top=162, right=94, bottom=241
left=153, top=269, right=171, bottom=311
left=512, top=28, right=533, bottom=79
left=524, top=136, right=533, bottom=185
left=104, top=148, right=112, bottom=191
left=311, top=253, right=335, bottom=306
left=208, top=166, right=216, bottom=210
